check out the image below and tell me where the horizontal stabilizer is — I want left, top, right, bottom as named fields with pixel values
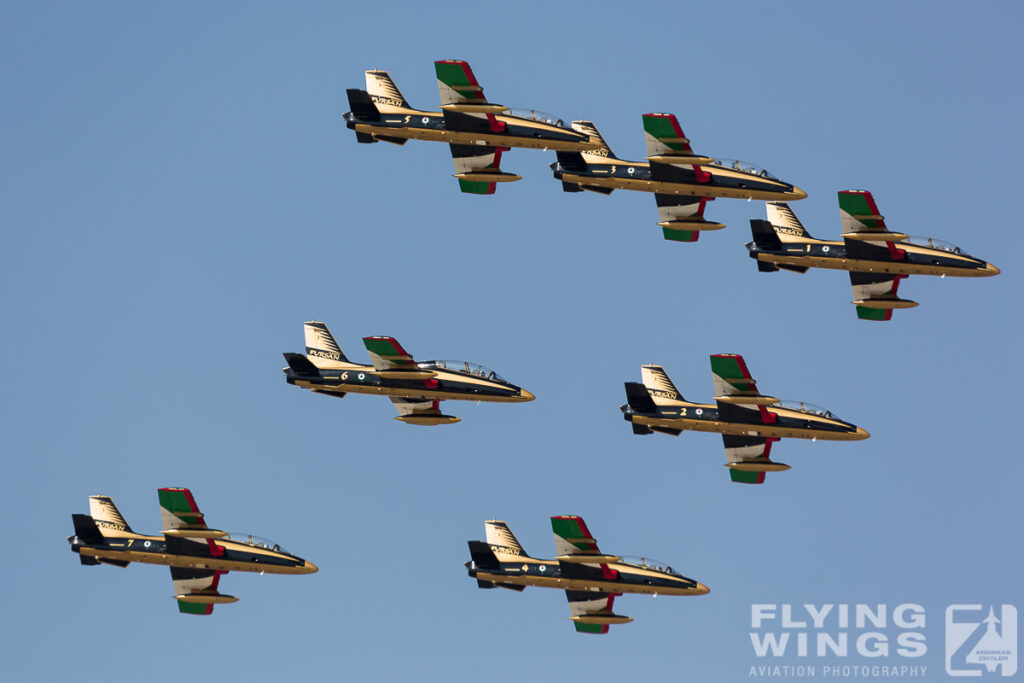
left=757, top=261, right=780, bottom=273
left=71, top=514, right=105, bottom=545
left=345, top=88, right=380, bottom=121
left=561, top=180, right=582, bottom=193
left=283, top=353, right=319, bottom=375
left=79, top=555, right=100, bottom=566
left=354, top=132, right=377, bottom=144
left=624, top=382, right=658, bottom=413
left=476, top=578, right=495, bottom=589
left=631, top=423, right=653, bottom=435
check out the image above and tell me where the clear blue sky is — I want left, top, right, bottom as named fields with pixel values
left=2, top=2, right=1021, bottom=681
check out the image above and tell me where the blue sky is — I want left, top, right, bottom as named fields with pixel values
left=2, top=2, right=1021, bottom=681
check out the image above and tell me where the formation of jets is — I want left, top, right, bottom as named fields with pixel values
left=68, top=488, right=316, bottom=615
left=466, top=517, right=708, bottom=633
left=621, top=355, right=868, bottom=484
left=68, top=59, right=1000, bottom=635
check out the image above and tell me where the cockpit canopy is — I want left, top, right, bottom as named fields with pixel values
left=225, top=533, right=286, bottom=553
left=418, top=360, right=507, bottom=383
left=711, top=158, right=778, bottom=179
left=621, top=555, right=679, bottom=575
left=506, top=108, right=568, bottom=128
left=905, top=236, right=967, bottom=255
left=777, top=400, right=837, bottom=419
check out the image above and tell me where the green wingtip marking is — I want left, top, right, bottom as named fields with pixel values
left=574, top=622, right=607, bottom=634
left=435, top=61, right=470, bottom=87
left=550, top=517, right=591, bottom=550
left=642, top=115, right=686, bottom=151
left=177, top=600, right=211, bottom=615
left=730, top=469, right=765, bottom=484
left=457, top=179, right=494, bottom=194
left=158, top=489, right=195, bottom=518
left=856, top=305, right=890, bottom=321
left=710, top=355, right=753, bottom=392
left=662, top=227, right=699, bottom=242
left=838, top=192, right=884, bottom=229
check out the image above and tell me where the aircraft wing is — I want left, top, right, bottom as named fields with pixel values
left=435, top=59, right=489, bottom=107
left=170, top=567, right=235, bottom=615
left=710, top=354, right=763, bottom=400
left=449, top=144, right=519, bottom=195
left=158, top=487, right=209, bottom=532
left=654, top=194, right=719, bottom=242
left=551, top=515, right=604, bottom=557
left=722, top=435, right=782, bottom=485
left=838, top=190, right=909, bottom=258
left=565, top=590, right=631, bottom=634
left=849, top=271, right=912, bottom=321
left=362, top=336, right=418, bottom=371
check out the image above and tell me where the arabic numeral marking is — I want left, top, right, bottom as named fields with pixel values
left=341, top=372, right=348, bottom=381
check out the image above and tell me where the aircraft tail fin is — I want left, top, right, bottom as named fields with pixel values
left=484, top=520, right=530, bottom=559
left=346, top=88, right=381, bottom=123
left=364, top=70, right=412, bottom=112
left=71, top=513, right=105, bottom=545
left=88, top=495, right=135, bottom=537
left=304, top=321, right=349, bottom=366
left=766, top=202, right=814, bottom=242
left=641, top=364, right=685, bottom=404
left=571, top=120, right=618, bottom=162
left=467, top=540, right=501, bottom=570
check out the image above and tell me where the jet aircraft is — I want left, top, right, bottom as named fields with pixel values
left=283, top=321, right=534, bottom=424
left=747, top=190, right=1000, bottom=320
left=68, top=488, right=317, bottom=615
left=465, top=516, right=708, bottom=634
left=343, top=60, right=600, bottom=194
left=621, top=354, right=868, bottom=484
left=549, top=114, right=806, bottom=242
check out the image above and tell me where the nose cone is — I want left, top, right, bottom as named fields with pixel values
left=517, top=388, right=535, bottom=402
left=984, top=262, right=1001, bottom=276
left=789, top=186, right=808, bottom=200
left=301, top=560, right=318, bottom=574
left=852, top=426, right=870, bottom=440
left=694, top=582, right=710, bottom=595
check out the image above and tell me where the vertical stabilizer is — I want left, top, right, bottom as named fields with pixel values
left=484, top=520, right=529, bottom=558
left=641, top=364, right=685, bottom=404
left=304, top=321, right=348, bottom=365
left=571, top=120, right=618, bottom=162
left=88, top=496, right=134, bottom=537
left=365, top=70, right=412, bottom=113
left=766, top=202, right=813, bottom=241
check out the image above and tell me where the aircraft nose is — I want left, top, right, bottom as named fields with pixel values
left=694, top=582, right=711, bottom=595
left=853, top=426, right=870, bottom=440
left=517, top=388, right=535, bottom=402
left=984, top=262, right=1001, bottom=276
left=789, top=186, right=808, bottom=200
left=301, top=560, right=318, bottom=574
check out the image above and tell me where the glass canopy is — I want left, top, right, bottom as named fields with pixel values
left=905, top=236, right=966, bottom=255
left=418, top=360, right=507, bottom=383
left=711, top=158, right=778, bottom=179
left=777, top=400, right=836, bottom=419
left=225, top=533, right=287, bottom=553
left=506, top=108, right=568, bottom=128
left=621, top=556, right=679, bottom=575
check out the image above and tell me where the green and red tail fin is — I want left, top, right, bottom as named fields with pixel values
left=642, top=112, right=695, bottom=157
left=838, top=189, right=887, bottom=234
left=710, top=354, right=761, bottom=398
left=551, top=515, right=602, bottom=557
left=362, top=336, right=417, bottom=370
left=158, top=487, right=208, bottom=532
left=88, top=495, right=135, bottom=537
left=435, top=59, right=488, bottom=106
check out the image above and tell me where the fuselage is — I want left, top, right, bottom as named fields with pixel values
left=466, top=552, right=708, bottom=597
left=552, top=157, right=807, bottom=202
left=621, top=400, right=868, bottom=441
left=344, top=104, right=599, bottom=151
left=68, top=531, right=317, bottom=575
left=748, top=237, right=1000, bottom=277
left=284, top=358, right=534, bottom=403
